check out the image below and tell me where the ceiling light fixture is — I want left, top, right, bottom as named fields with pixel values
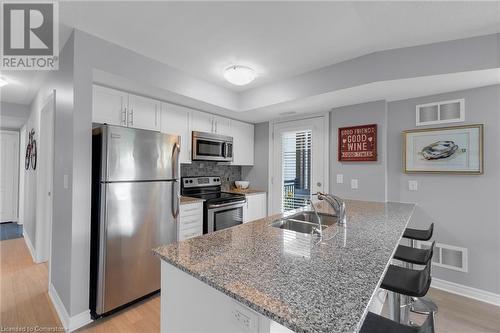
left=0, top=78, right=7, bottom=87
left=224, top=65, right=256, bottom=86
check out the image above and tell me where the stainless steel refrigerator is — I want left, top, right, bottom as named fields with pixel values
left=90, top=125, right=180, bottom=318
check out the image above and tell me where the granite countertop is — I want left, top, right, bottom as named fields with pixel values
left=153, top=200, right=415, bottom=333
left=224, top=188, right=267, bottom=195
left=180, top=196, right=204, bottom=205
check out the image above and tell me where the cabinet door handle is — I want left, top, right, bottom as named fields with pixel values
left=122, top=107, right=127, bottom=126
left=128, top=108, right=134, bottom=126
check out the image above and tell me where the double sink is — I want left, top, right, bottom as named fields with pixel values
left=270, top=211, right=338, bottom=235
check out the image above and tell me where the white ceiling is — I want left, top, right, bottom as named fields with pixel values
left=0, top=71, right=48, bottom=105
left=240, top=69, right=500, bottom=123
left=59, top=1, right=500, bottom=91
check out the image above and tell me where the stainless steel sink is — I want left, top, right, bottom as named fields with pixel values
left=270, top=218, right=325, bottom=234
left=289, top=211, right=338, bottom=227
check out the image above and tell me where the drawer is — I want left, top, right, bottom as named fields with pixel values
left=179, top=214, right=202, bottom=231
left=178, top=225, right=202, bottom=241
left=180, top=203, right=203, bottom=217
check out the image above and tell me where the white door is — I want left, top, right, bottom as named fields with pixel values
left=0, top=131, right=19, bottom=222
left=213, top=116, right=231, bottom=136
left=37, top=94, right=55, bottom=263
left=231, top=120, right=254, bottom=166
left=270, top=116, right=328, bottom=214
left=92, top=85, right=127, bottom=126
left=161, top=103, right=192, bottom=164
left=128, top=94, right=161, bottom=131
left=191, top=111, right=214, bottom=133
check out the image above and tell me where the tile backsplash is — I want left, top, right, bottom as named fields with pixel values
left=181, top=161, right=242, bottom=190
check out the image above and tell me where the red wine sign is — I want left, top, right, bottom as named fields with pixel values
left=338, top=124, right=377, bottom=161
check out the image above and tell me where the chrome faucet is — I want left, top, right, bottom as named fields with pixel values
left=316, top=192, right=346, bottom=226
left=306, top=199, right=323, bottom=236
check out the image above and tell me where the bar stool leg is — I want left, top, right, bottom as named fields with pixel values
left=400, top=294, right=410, bottom=324
left=388, top=291, right=401, bottom=323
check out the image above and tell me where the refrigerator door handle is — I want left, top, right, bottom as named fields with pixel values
left=172, top=180, right=180, bottom=219
left=171, top=142, right=180, bottom=180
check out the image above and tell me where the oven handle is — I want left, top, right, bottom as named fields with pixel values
left=208, top=201, right=246, bottom=209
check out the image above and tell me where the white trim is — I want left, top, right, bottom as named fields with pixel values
left=431, top=278, right=500, bottom=307
left=48, top=283, right=93, bottom=332
left=22, top=230, right=38, bottom=263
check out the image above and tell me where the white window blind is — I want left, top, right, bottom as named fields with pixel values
left=282, top=130, right=312, bottom=212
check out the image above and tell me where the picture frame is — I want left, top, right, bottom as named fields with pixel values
left=403, top=124, right=483, bottom=174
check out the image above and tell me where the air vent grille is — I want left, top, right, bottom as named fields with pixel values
left=416, top=99, right=464, bottom=126
left=417, top=241, right=468, bottom=272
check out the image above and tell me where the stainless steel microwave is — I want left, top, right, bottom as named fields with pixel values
left=192, top=131, right=233, bottom=162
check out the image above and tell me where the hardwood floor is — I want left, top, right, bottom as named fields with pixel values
left=2, top=237, right=499, bottom=332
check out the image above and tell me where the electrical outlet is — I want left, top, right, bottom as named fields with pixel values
left=351, top=179, right=358, bottom=189
left=409, top=180, right=418, bottom=191
left=336, top=174, right=343, bottom=184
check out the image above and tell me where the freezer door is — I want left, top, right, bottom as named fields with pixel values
left=105, top=125, right=180, bottom=182
left=97, top=181, right=177, bottom=314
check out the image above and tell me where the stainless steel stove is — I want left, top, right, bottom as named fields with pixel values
left=181, top=176, right=246, bottom=234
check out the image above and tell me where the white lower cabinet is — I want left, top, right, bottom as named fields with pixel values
left=178, top=202, right=203, bottom=241
left=243, top=193, right=267, bottom=223
left=161, top=103, right=192, bottom=164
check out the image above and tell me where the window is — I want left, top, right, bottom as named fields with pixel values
left=281, top=130, right=312, bottom=211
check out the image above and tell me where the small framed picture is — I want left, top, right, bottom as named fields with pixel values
left=403, top=124, right=483, bottom=174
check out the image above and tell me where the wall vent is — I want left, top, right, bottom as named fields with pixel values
left=416, top=99, right=464, bottom=126
left=417, top=241, right=468, bottom=272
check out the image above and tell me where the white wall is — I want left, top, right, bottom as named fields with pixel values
left=242, top=122, right=269, bottom=190
left=329, top=100, right=388, bottom=202
left=387, top=85, right=500, bottom=294
left=21, top=99, right=42, bottom=251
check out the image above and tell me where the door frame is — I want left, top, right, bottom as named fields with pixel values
left=35, top=91, right=55, bottom=275
left=268, top=113, right=329, bottom=214
left=0, top=130, right=20, bottom=223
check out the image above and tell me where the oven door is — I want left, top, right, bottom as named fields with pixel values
left=206, top=202, right=245, bottom=233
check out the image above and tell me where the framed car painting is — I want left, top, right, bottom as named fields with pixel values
left=403, top=124, right=483, bottom=174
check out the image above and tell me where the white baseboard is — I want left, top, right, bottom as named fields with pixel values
left=22, top=230, right=37, bottom=263
left=48, top=283, right=93, bottom=332
left=431, top=278, right=500, bottom=307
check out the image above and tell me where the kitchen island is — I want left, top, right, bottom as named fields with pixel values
left=153, top=200, right=415, bottom=333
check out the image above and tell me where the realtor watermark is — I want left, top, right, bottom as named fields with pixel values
left=0, top=1, right=59, bottom=70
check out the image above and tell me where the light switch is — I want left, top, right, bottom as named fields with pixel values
left=336, top=174, right=344, bottom=184
left=409, top=180, right=418, bottom=191
left=63, top=174, right=69, bottom=189
left=351, top=179, right=358, bottom=189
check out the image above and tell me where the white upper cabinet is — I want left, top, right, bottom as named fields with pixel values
left=92, top=85, right=160, bottom=131
left=213, top=116, right=231, bottom=136
left=231, top=120, right=254, bottom=165
left=191, top=110, right=214, bottom=133
left=161, top=103, right=192, bottom=164
left=92, top=85, right=127, bottom=126
left=128, top=94, right=161, bottom=131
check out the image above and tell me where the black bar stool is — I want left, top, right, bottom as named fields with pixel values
left=360, top=311, right=435, bottom=333
left=381, top=260, right=432, bottom=324
left=400, top=224, right=438, bottom=320
left=403, top=223, right=434, bottom=246
left=394, top=241, right=436, bottom=266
